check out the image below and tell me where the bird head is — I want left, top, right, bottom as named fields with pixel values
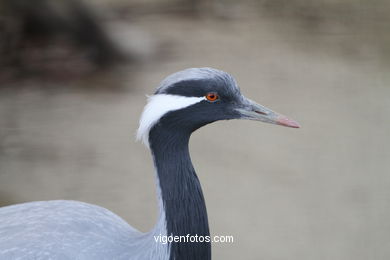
left=137, top=68, right=300, bottom=147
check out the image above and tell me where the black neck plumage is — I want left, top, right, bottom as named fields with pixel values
left=149, top=119, right=211, bottom=260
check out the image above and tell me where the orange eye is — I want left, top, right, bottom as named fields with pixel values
left=206, top=93, right=219, bottom=102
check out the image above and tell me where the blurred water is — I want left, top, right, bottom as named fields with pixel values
left=1, top=2, right=390, bottom=259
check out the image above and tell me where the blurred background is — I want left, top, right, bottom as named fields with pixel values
left=1, top=0, right=389, bottom=259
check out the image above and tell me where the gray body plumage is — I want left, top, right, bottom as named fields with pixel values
left=0, top=200, right=168, bottom=259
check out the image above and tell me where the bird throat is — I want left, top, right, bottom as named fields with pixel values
left=149, top=125, right=211, bottom=260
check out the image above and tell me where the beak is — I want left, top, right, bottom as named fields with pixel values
left=235, top=97, right=300, bottom=128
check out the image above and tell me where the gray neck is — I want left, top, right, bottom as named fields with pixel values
left=149, top=124, right=211, bottom=260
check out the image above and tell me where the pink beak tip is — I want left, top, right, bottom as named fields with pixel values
left=276, top=116, right=301, bottom=128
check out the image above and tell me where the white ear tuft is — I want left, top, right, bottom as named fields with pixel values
left=137, top=94, right=205, bottom=148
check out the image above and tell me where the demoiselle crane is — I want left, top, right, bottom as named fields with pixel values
left=0, top=68, right=299, bottom=259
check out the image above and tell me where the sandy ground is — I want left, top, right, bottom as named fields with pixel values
left=1, top=9, right=390, bottom=260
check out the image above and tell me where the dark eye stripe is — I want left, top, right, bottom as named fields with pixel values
left=157, top=79, right=209, bottom=97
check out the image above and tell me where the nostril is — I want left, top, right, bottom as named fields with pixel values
left=255, top=110, right=267, bottom=115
